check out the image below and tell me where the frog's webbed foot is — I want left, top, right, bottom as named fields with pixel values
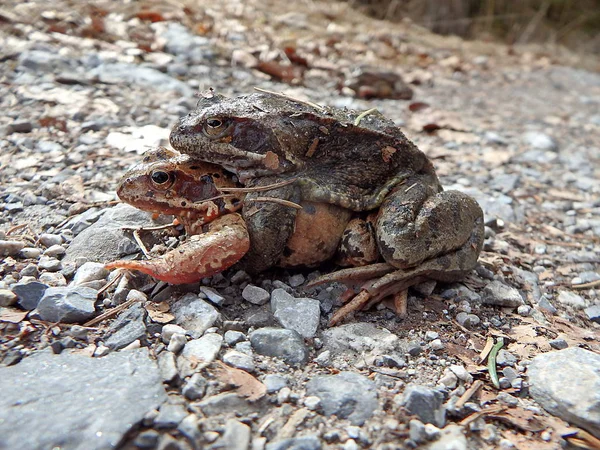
left=106, top=213, right=250, bottom=284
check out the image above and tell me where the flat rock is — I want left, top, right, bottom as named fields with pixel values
left=242, top=284, right=270, bottom=305
left=0, top=349, right=166, bottom=450
left=266, top=436, right=322, bottom=450
left=528, top=348, right=600, bottom=438
left=249, top=327, right=308, bottom=366
left=306, top=371, right=378, bottom=425
left=211, top=419, right=251, bottom=450
left=271, top=289, right=320, bottom=338
left=72, top=262, right=109, bottom=286
left=397, top=385, right=446, bottom=427
left=482, top=281, right=524, bottom=307
left=170, top=293, right=220, bottom=335
left=556, top=290, right=586, bottom=309
left=37, top=286, right=97, bottom=323
left=12, top=281, right=49, bottom=310
left=585, top=304, right=600, bottom=323
left=178, top=333, right=223, bottom=376
left=104, top=303, right=147, bottom=350
left=198, top=392, right=255, bottom=417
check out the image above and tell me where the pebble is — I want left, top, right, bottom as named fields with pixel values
left=12, top=282, right=49, bottom=312
left=306, top=371, right=378, bottom=425
left=161, top=324, right=187, bottom=344
left=198, top=393, right=254, bottom=417
left=537, top=296, right=557, bottom=314
left=396, top=385, right=446, bottom=427
left=497, top=392, right=519, bottom=407
left=517, top=305, right=532, bottom=317
left=276, top=387, right=291, bottom=404
left=241, top=284, right=270, bottom=305
left=585, top=304, right=600, bottom=323
left=428, top=424, right=467, bottom=450
left=304, top=396, right=321, bottom=411
left=556, top=290, right=586, bottom=309
left=167, top=333, right=187, bottom=353
left=425, top=331, right=439, bottom=341
left=266, top=436, right=322, bottom=450
left=271, top=288, right=321, bottom=338
left=43, top=244, right=66, bottom=257
left=35, top=286, right=96, bottom=323
left=249, top=327, right=308, bottom=366
left=0, top=240, right=26, bottom=256
left=154, top=403, right=188, bottom=429
left=235, top=341, right=253, bottom=355
left=449, top=365, right=473, bottom=384
left=429, top=339, right=445, bottom=351
left=38, top=272, right=67, bottom=287
left=37, top=256, right=62, bottom=272
left=288, top=273, right=305, bottom=287
left=263, top=374, right=288, bottom=393
left=72, top=262, right=109, bottom=285
left=199, top=286, right=225, bottom=306
left=170, top=293, right=220, bottom=335
left=178, top=414, right=201, bottom=442
left=222, top=350, right=255, bottom=372
left=522, top=131, right=558, bottom=151
left=178, top=333, right=223, bottom=376
left=134, top=430, right=159, bottom=449
left=224, top=330, right=245, bottom=346
left=456, top=312, right=480, bottom=328
left=548, top=338, right=568, bottom=350
left=182, top=373, right=208, bottom=400
left=104, top=303, right=147, bottom=350
left=157, top=352, right=178, bottom=384
left=496, top=350, right=517, bottom=367
left=409, top=419, right=428, bottom=444
left=20, top=247, right=42, bottom=259
left=213, top=419, right=251, bottom=450
left=482, top=281, right=524, bottom=307
left=528, top=347, right=600, bottom=437
left=0, top=289, right=17, bottom=307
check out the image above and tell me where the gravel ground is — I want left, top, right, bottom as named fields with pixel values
left=1, top=1, right=599, bottom=449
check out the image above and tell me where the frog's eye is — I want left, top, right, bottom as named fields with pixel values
left=203, top=117, right=229, bottom=138
left=150, top=170, right=173, bottom=188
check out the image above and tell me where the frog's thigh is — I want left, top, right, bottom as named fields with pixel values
left=376, top=190, right=483, bottom=269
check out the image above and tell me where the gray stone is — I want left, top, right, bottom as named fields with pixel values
left=266, top=436, right=322, bottom=450
left=249, top=327, right=308, bottom=366
left=198, top=393, right=254, bottom=416
left=104, top=302, right=147, bottom=349
left=549, top=338, right=568, bottom=350
left=19, top=247, right=42, bottom=259
left=585, top=305, right=600, bottom=323
left=37, top=286, right=97, bottom=323
left=170, top=293, right=220, bottom=335
left=91, top=62, right=193, bottom=96
left=0, top=289, right=17, bottom=307
left=157, top=351, right=178, bottom=383
left=64, top=204, right=167, bottom=264
left=556, top=291, right=586, bottom=309
left=263, top=374, right=288, bottom=393
left=242, top=284, right=270, bottom=305
left=271, top=289, right=320, bottom=338
left=43, top=244, right=66, bottom=257
left=306, top=372, right=378, bottom=425
left=496, top=350, right=517, bottom=367
left=427, top=424, right=467, bottom=450
left=224, top=330, right=246, bottom=345
left=0, top=240, right=26, bottom=256
left=288, top=274, right=305, bottom=287
left=222, top=350, right=255, bottom=372
left=409, top=419, right=427, bottom=444
left=12, top=281, right=49, bottom=310
left=178, top=414, right=201, bottom=442
left=0, top=349, right=166, bottom=450
left=538, top=296, right=557, bottom=314
left=18, top=50, right=72, bottom=73
left=199, top=286, right=225, bottom=306
left=483, top=281, right=524, bottom=307
left=522, top=131, right=558, bottom=151
left=134, top=430, right=160, bottom=449
left=182, top=373, right=208, bottom=400
left=178, top=333, right=222, bottom=376
left=167, top=333, right=187, bottom=353
left=38, top=255, right=62, bottom=272
left=304, top=396, right=321, bottom=411
left=162, top=324, right=187, bottom=343
left=212, top=419, right=251, bottom=450
left=455, top=312, right=480, bottom=328
left=154, top=403, right=188, bottom=429
left=397, top=385, right=446, bottom=427
left=72, top=262, right=109, bottom=286
left=528, top=348, right=600, bottom=438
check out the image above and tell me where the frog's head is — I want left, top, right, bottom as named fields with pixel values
left=170, top=93, right=312, bottom=182
left=117, top=147, right=243, bottom=225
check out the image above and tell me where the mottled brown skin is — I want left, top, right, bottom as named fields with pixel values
left=169, top=92, right=485, bottom=323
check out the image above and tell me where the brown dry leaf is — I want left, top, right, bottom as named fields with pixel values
left=491, top=406, right=546, bottom=432
left=0, top=308, right=28, bottom=323
left=256, top=61, right=302, bottom=83
left=263, top=151, right=280, bottom=170
left=144, top=302, right=174, bottom=324
left=213, top=361, right=267, bottom=402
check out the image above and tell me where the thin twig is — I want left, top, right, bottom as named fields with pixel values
left=219, top=178, right=297, bottom=193
left=133, top=229, right=151, bottom=258
left=6, top=223, right=27, bottom=235
left=254, top=87, right=324, bottom=111
left=97, top=270, right=124, bottom=296
left=83, top=297, right=141, bottom=327
left=459, top=406, right=505, bottom=427
left=455, top=380, right=484, bottom=409
left=572, top=279, right=600, bottom=290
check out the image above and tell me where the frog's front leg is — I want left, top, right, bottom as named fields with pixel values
left=106, top=213, right=250, bottom=284
left=238, top=177, right=301, bottom=273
